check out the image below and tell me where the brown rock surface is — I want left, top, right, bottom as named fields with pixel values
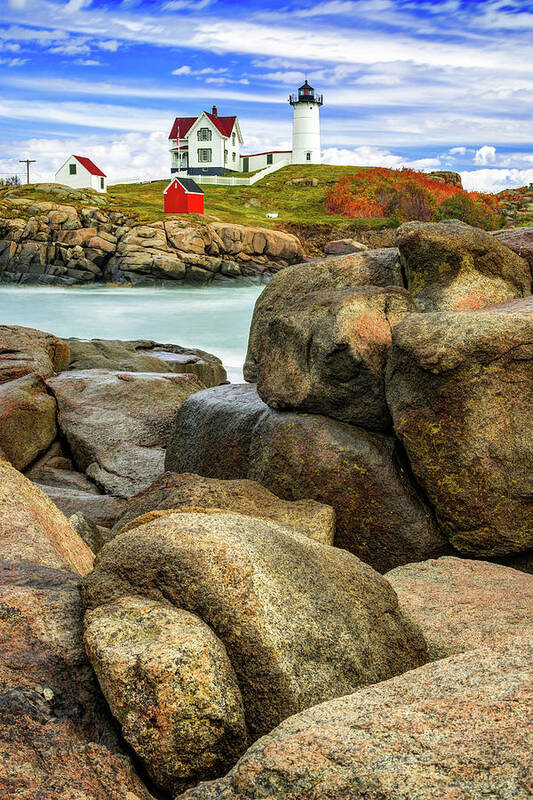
left=397, top=219, right=531, bottom=311
left=67, top=337, right=227, bottom=387
left=0, top=458, right=93, bottom=575
left=386, top=309, right=533, bottom=555
left=179, top=637, right=533, bottom=800
left=166, top=384, right=445, bottom=573
left=244, top=248, right=404, bottom=382
left=0, top=374, right=57, bottom=470
left=323, top=238, right=368, bottom=255
left=493, top=225, right=533, bottom=275
left=255, top=285, right=415, bottom=430
left=47, top=369, right=205, bottom=497
left=387, top=556, right=533, bottom=660
left=84, top=595, right=248, bottom=794
left=37, top=484, right=127, bottom=527
left=0, top=324, right=70, bottom=383
left=83, top=511, right=427, bottom=739
left=112, top=472, right=335, bottom=544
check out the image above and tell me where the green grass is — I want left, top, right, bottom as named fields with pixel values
left=108, top=165, right=395, bottom=228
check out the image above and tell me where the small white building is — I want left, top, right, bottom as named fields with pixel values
left=169, top=82, right=324, bottom=177
left=55, top=155, right=107, bottom=193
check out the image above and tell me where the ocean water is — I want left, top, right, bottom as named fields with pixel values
left=0, top=284, right=265, bottom=383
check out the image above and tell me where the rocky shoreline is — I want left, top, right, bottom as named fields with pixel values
left=0, top=194, right=303, bottom=286
left=0, top=217, right=532, bottom=799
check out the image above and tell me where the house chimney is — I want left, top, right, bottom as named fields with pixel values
left=212, top=105, right=218, bottom=116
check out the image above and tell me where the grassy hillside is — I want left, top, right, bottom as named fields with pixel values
left=109, top=165, right=394, bottom=229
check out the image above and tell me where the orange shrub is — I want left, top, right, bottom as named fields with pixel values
left=325, top=167, right=503, bottom=229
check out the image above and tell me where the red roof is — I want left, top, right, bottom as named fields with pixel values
left=74, top=156, right=106, bottom=177
left=204, top=112, right=237, bottom=138
left=169, top=112, right=237, bottom=141
left=169, top=117, right=197, bottom=139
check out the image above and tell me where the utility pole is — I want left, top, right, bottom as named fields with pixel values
left=19, top=159, right=36, bottom=185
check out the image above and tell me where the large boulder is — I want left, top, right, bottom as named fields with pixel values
left=0, top=457, right=152, bottom=799
left=386, top=308, right=533, bottom=556
left=255, top=285, right=415, bottom=430
left=0, top=324, right=70, bottom=383
left=323, top=238, right=368, bottom=256
left=166, top=384, right=269, bottom=480
left=46, top=369, right=205, bottom=497
left=0, top=458, right=93, bottom=575
left=179, top=636, right=533, bottom=800
left=67, top=337, right=227, bottom=387
left=0, top=374, right=57, bottom=470
left=83, top=511, right=427, bottom=739
left=166, top=384, right=445, bottom=573
left=244, top=248, right=404, bottom=382
left=112, top=472, right=335, bottom=545
left=493, top=225, right=533, bottom=276
left=84, top=595, right=247, bottom=794
left=387, top=557, right=533, bottom=660
left=396, top=219, right=531, bottom=311
left=36, top=485, right=127, bottom=528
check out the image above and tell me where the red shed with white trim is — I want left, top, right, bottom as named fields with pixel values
left=163, top=177, right=204, bottom=214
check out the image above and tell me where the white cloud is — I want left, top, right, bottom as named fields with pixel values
left=474, top=145, right=497, bottom=165
left=0, top=131, right=170, bottom=184
left=172, top=65, right=227, bottom=76
left=0, top=57, right=29, bottom=67
left=461, top=168, right=533, bottom=193
left=49, top=41, right=91, bottom=55
left=172, top=65, right=192, bottom=75
left=449, top=146, right=467, bottom=155
left=76, top=58, right=102, bottom=66
left=0, top=42, right=21, bottom=52
left=96, top=40, right=120, bottom=52
left=321, top=145, right=441, bottom=170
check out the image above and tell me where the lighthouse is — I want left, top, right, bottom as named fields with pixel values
left=289, top=80, right=323, bottom=165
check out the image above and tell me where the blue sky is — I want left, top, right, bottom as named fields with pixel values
left=0, top=0, right=532, bottom=191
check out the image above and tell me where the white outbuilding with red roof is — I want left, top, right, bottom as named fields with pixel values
left=55, top=155, right=107, bottom=193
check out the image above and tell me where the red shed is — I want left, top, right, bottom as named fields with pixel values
left=164, top=177, right=204, bottom=214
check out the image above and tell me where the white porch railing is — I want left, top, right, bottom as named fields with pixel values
left=191, top=158, right=291, bottom=187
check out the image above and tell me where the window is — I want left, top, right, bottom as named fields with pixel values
left=224, top=149, right=228, bottom=163
left=197, top=128, right=212, bottom=141
left=306, top=152, right=311, bottom=161
left=267, top=153, right=273, bottom=165
left=100, top=177, right=104, bottom=189
left=69, top=163, right=77, bottom=175
left=198, top=148, right=212, bottom=163
left=232, top=132, right=236, bottom=146
left=232, top=152, right=236, bottom=162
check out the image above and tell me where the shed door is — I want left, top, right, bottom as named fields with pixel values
left=242, top=157, right=249, bottom=172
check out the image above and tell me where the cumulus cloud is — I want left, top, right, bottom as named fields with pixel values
left=461, top=168, right=533, bottom=193
left=474, top=145, right=497, bottom=165
left=322, top=145, right=440, bottom=170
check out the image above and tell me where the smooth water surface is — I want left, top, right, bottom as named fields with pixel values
left=0, top=284, right=265, bottom=382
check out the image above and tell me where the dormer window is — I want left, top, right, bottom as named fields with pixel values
left=198, top=128, right=212, bottom=141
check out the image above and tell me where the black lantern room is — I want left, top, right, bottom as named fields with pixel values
left=289, top=80, right=323, bottom=106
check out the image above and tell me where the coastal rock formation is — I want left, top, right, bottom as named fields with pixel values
left=67, top=337, right=228, bottom=386
left=83, top=510, right=427, bottom=738
left=0, top=198, right=303, bottom=285
left=84, top=595, right=247, bottom=794
left=0, top=457, right=93, bottom=575
left=0, top=455, right=154, bottom=799
left=244, top=248, right=404, bottom=382
left=69, top=510, right=112, bottom=553
left=36, top=485, right=128, bottom=527
left=255, top=285, right=415, bottom=430
left=387, top=557, right=533, bottom=660
left=323, top=238, right=368, bottom=255
left=179, top=636, right=533, bottom=800
left=397, top=219, right=531, bottom=311
left=47, top=369, right=205, bottom=497
left=493, top=224, right=533, bottom=276
left=0, top=374, right=57, bottom=470
left=0, top=324, right=70, bottom=382
left=112, top=471, right=335, bottom=545
left=386, top=306, right=533, bottom=555
left=165, top=384, right=446, bottom=573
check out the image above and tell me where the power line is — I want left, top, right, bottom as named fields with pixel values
left=19, top=159, right=36, bottom=185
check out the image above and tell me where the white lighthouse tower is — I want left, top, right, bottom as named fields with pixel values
left=289, top=80, right=323, bottom=165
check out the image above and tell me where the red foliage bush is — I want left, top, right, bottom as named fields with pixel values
left=325, top=168, right=503, bottom=229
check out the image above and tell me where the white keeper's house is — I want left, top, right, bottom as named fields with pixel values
left=55, top=155, right=107, bottom=193
left=169, top=80, right=323, bottom=177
